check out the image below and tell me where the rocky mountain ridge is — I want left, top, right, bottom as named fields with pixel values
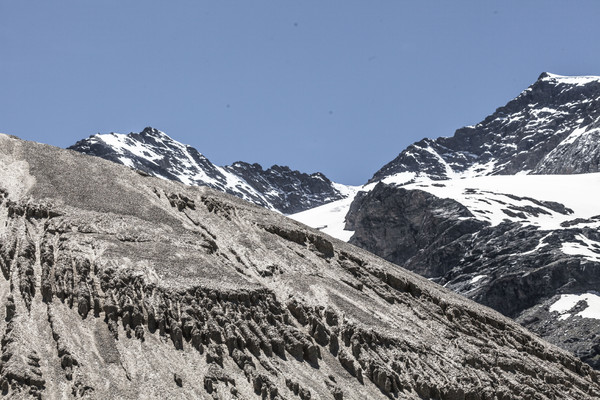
left=68, top=127, right=349, bottom=214
left=64, top=72, right=600, bottom=376
left=370, top=72, right=600, bottom=182
left=2, top=133, right=598, bottom=398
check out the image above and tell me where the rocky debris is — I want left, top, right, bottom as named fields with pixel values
left=262, top=225, right=334, bottom=259
left=499, top=192, right=574, bottom=215
left=16, top=238, right=36, bottom=311
left=6, top=199, right=62, bottom=220
left=0, top=133, right=599, bottom=398
left=285, top=377, right=312, bottom=399
left=0, top=296, right=45, bottom=398
left=68, top=127, right=348, bottom=214
left=347, top=181, right=600, bottom=370
left=0, top=234, right=16, bottom=281
left=561, top=215, right=600, bottom=228
left=166, top=192, right=196, bottom=211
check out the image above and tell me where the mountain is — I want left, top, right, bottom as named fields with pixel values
left=370, top=72, right=600, bottom=182
left=291, top=73, right=600, bottom=369
left=68, top=127, right=349, bottom=214
left=1, top=133, right=599, bottom=398
left=345, top=174, right=600, bottom=368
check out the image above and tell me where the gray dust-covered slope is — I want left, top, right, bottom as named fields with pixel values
left=0, top=133, right=599, bottom=399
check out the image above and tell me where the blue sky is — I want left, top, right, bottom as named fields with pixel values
left=2, top=1, right=600, bottom=185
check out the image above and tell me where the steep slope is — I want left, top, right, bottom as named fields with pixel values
left=370, top=72, right=600, bottom=182
left=346, top=175, right=600, bottom=368
left=0, top=133, right=598, bottom=399
left=68, top=127, right=348, bottom=214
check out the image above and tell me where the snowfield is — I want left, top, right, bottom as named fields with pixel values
left=402, top=173, right=600, bottom=230
left=290, top=172, right=600, bottom=243
left=550, top=293, right=600, bottom=321
left=289, top=186, right=361, bottom=241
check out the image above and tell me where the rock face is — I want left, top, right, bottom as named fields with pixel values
left=347, top=181, right=600, bottom=369
left=370, top=72, right=600, bottom=182
left=0, top=134, right=599, bottom=398
left=346, top=184, right=486, bottom=276
left=224, top=162, right=346, bottom=214
left=326, top=73, right=600, bottom=372
left=68, top=127, right=348, bottom=214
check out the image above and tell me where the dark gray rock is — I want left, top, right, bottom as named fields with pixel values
left=224, top=162, right=345, bottom=214
left=347, top=183, right=486, bottom=276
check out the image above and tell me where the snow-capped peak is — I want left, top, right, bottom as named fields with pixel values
left=139, top=126, right=170, bottom=137
left=538, top=72, right=600, bottom=86
left=369, top=72, right=600, bottom=183
left=69, top=128, right=351, bottom=214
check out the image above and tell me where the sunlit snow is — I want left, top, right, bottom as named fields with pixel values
left=289, top=186, right=361, bottom=241
left=89, top=129, right=352, bottom=213
left=549, top=293, right=600, bottom=320
left=469, top=275, right=486, bottom=284
left=541, top=73, right=600, bottom=86
left=561, top=234, right=600, bottom=262
left=403, top=173, right=600, bottom=230
left=291, top=172, right=600, bottom=242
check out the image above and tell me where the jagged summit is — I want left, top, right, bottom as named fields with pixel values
left=538, top=72, right=600, bottom=85
left=136, top=126, right=175, bottom=142
left=139, top=126, right=166, bottom=136
left=369, top=72, right=600, bottom=183
left=69, top=128, right=349, bottom=214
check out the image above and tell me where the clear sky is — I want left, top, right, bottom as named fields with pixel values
left=2, top=1, right=600, bottom=185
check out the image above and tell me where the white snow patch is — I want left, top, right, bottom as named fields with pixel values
left=517, top=233, right=552, bottom=256
left=290, top=172, right=417, bottom=242
left=421, top=145, right=454, bottom=177
left=561, top=234, right=600, bottom=262
left=541, top=73, right=600, bottom=86
left=118, top=157, right=135, bottom=168
left=289, top=186, right=361, bottom=241
left=550, top=293, right=600, bottom=320
left=401, top=173, right=600, bottom=230
left=99, top=133, right=162, bottom=161
left=332, top=182, right=358, bottom=197
left=456, top=160, right=497, bottom=179
left=292, top=172, right=600, bottom=240
left=559, top=125, right=589, bottom=146
left=469, top=275, right=486, bottom=284
left=379, top=171, right=417, bottom=187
